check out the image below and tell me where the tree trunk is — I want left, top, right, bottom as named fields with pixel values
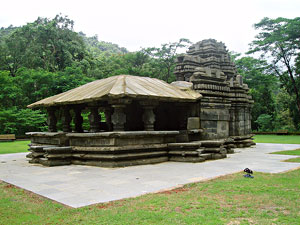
left=281, top=48, right=300, bottom=113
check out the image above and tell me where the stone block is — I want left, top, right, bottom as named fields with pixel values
left=199, top=153, right=212, bottom=160
left=187, top=117, right=200, bottom=130
left=169, top=156, right=205, bottom=163
left=212, top=153, right=226, bottom=160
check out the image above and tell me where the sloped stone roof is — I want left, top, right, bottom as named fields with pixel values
left=28, top=75, right=202, bottom=108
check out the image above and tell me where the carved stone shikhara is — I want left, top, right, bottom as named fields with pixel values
left=174, top=39, right=254, bottom=147
left=26, top=39, right=255, bottom=168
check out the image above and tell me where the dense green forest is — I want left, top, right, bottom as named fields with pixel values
left=0, top=15, right=299, bottom=135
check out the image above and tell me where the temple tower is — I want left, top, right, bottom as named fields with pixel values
left=174, top=39, right=254, bottom=146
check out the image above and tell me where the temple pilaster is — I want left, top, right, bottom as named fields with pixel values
left=74, top=107, right=84, bottom=133
left=47, top=107, right=57, bottom=132
left=88, top=106, right=101, bottom=132
left=61, top=107, right=72, bottom=132
left=104, top=107, right=113, bottom=131
left=111, top=105, right=126, bottom=131
left=140, top=102, right=157, bottom=131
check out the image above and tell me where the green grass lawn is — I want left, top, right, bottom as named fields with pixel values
left=0, top=140, right=30, bottom=154
left=271, top=148, right=300, bottom=163
left=285, top=158, right=300, bottom=163
left=1, top=169, right=300, bottom=224
left=254, top=134, right=300, bottom=144
left=1, top=135, right=300, bottom=224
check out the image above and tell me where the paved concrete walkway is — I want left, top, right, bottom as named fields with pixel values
left=0, top=143, right=300, bottom=208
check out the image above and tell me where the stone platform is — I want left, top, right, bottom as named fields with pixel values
left=27, top=131, right=179, bottom=167
left=1, top=143, right=300, bottom=208
left=27, top=131, right=254, bottom=167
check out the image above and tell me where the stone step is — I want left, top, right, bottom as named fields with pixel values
left=199, top=153, right=213, bottom=160
left=44, top=147, right=72, bottom=152
left=45, top=153, right=72, bottom=159
left=203, top=147, right=226, bottom=153
left=71, top=156, right=168, bottom=168
left=168, top=142, right=202, bottom=148
left=168, top=150, right=203, bottom=156
left=72, top=151, right=167, bottom=160
left=26, top=153, right=33, bottom=158
left=231, top=135, right=254, bottom=140
left=31, top=152, right=45, bottom=158
left=199, top=140, right=225, bottom=147
left=72, top=144, right=168, bottom=152
left=211, top=153, right=227, bottom=160
left=29, top=145, right=57, bottom=152
left=39, top=158, right=71, bottom=167
left=169, top=156, right=205, bottom=163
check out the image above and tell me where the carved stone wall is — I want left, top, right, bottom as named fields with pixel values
left=174, top=39, right=254, bottom=146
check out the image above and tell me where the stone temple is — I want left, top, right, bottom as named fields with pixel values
left=26, top=39, right=255, bottom=167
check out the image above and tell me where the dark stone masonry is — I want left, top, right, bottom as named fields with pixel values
left=26, top=39, right=255, bottom=167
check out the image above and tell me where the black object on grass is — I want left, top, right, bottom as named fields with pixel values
left=243, top=168, right=254, bottom=178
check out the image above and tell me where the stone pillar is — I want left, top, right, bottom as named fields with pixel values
left=47, top=107, right=57, bottom=132
left=88, top=106, right=101, bottom=132
left=142, top=106, right=156, bottom=131
left=104, top=107, right=113, bottom=131
left=74, top=107, right=83, bottom=133
left=61, top=107, right=72, bottom=132
left=245, top=106, right=251, bottom=135
left=141, top=102, right=157, bottom=131
left=111, top=105, right=126, bottom=131
left=229, top=107, right=235, bottom=136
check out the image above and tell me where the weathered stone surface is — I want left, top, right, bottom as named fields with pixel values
left=47, top=107, right=57, bottom=132
left=72, top=151, right=167, bottom=160
left=44, top=146, right=72, bottom=152
left=187, top=117, right=200, bottom=130
left=142, top=105, right=156, bottom=131
left=169, top=156, right=205, bottom=163
left=30, top=152, right=45, bottom=157
left=26, top=132, right=69, bottom=146
left=88, top=106, right=101, bottom=132
left=111, top=105, right=126, bottom=131
left=104, top=107, right=113, bottom=131
left=168, top=142, right=202, bottom=148
left=45, top=154, right=72, bottom=159
left=211, top=153, right=227, bottom=160
left=72, top=144, right=168, bottom=152
left=39, top=158, right=71, bottom=167
left=175, top=39, right=254, bottom=146
left=74, top=107, right=84, bottom=133
left=168, top=150, right=200, bottom=156
left=199, top=153, right=213, bottom=160
left=25, top=39, right=255, bottom=168
left=71, top=156, right=168, bottom=168
left=61, top=107, right=72, bottom=132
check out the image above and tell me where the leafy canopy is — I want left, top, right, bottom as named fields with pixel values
left=248, top=17, right=300, bottom=116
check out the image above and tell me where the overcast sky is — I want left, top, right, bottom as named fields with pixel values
left=1, top=0, right=300, bottom=54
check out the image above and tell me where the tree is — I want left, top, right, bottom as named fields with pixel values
left=143, top=38, right=191, bottom=82
left=234, top=56, right=278, bottom=130
left=80, top=33, right=128, bottom=56
left=248, top=17, right=300, bottom=116
left=274, top=89, right=296, bottom=131
left=0, top=15, right=89, bottom=76
left=255, top=114, right=273, bottom=132
left=0, top=107, right=47, bottom=135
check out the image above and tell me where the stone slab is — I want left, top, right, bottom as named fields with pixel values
left=0, top=143, right=300, bottom=208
